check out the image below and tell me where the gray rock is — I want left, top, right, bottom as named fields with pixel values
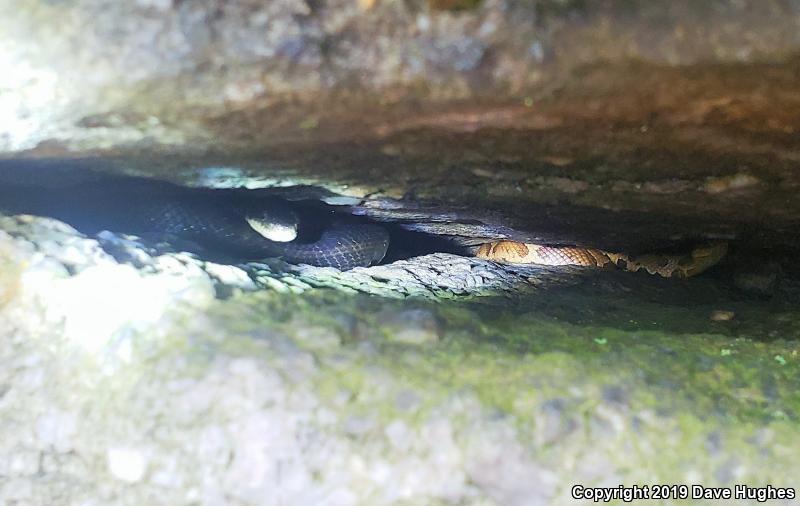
left=379, top=308, right=442, bottom=345
left=280, top=253, right=585, bottom=299
left=734, top=262, right=781, bottom=295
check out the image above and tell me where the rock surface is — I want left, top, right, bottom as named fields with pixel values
left=4, top=0, right=800, bottom=152
left=2, top=1, right=800, bottom=504
left=2, top=213, right=800, bottom=505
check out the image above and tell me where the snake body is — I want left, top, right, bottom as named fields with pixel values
left=476, top=241, right=728, bottom=278
left=0, top=163, right=725, bottom=275
left=270, top=224, right=390, bottom=270
left=0, top=181, right=390, bottom=270
left=126, top=197, right=390, bottom=270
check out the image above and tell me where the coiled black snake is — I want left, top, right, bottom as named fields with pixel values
left=149, top=196, right=390, bottom=270
left=0, top=179, right=390, bottom=271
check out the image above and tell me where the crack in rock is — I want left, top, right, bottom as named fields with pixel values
left=1, top=214, right=588, bottom=300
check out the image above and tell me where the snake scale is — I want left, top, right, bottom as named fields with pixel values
left=0, top=180, right=390, bottom=271
left=141, top=198, right=390, bottom=270
left=475, top=240, right=728, bottom=278
left=0, top=164, right=725, bottom=275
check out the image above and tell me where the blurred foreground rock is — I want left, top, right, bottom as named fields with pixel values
left=2, top=213, right=800, bottom=505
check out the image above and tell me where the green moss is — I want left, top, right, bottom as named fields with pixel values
left=428, top=0, right=483, bottom=11
left=154, top=282, right=800, bottom=483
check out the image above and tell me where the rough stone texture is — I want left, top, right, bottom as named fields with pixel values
left=2, top=213, right=800, bottom=506
left=265, top=253, right=585, bottom=299
left=3, top=2, right=800, bottom=261
left=2, top=2, right=800, bottom=505
left=26, top=212, right=585, bottom=299
left=3, top=0, right=800, bottom=152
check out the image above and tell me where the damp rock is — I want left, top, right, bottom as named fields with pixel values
left=379, top=308, right=442, bottom=345
left=0, top=213, right=217, bottom=354
left=703, top=174, right=762, bottom=194
left=292, top=325, right=342, bottom=351
left=283, top=253, right=586, bottom=299
left=734, top=263, right=781, bottom=296
left=710, top=310, right=735, bottom=322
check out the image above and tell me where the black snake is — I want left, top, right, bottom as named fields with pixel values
left=148, top=195, right=390, bottom=270
left=0, top=162, right=727, bottom=276
left=0, top=177, right=390, bottom=270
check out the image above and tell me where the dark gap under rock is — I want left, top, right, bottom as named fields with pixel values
left=1, top=157, right=799, bottom=302
left=0, top=163, right=464, bottom=269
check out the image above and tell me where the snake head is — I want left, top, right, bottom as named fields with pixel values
left=245, top=205, right=299, bottom=242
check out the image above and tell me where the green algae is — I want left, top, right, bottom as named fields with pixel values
left=195, top=283, right=800, bottom=424
left=73, top=265, right=796, bottom=491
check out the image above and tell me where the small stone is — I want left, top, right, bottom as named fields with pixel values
left=136, top=0, right=172, bottom=11
left=36, top=410, right=78, bottom=453
left=107, top=447, right=148, bottom=483
left=538, top=156, right=573, bottom=166
left=703, top=173, right=761, bottom=194
left=384, top=420, right=412, bottom=451
left=734, top=264, right=780, bottom=295
left=321, top=195, right=362, bottom=206
left=202, top=262, right=255, bottom=290
left=343, top=415, right=374, bottom=436
left=59, top=244, right=92, bottom=268
left=8, top=450, right=41, bottom=476
left=547, top=177, right=590, bottom=194
left=381, top=308, right=442, bottom=345
left=710, top=310, right=735, bottom=321
left=395, top=390, right=422, bottom=412
left=534, top=399, right=576, bottom=446
left=293, top=325, right=342, bottom=350
left=0, top=479, right=33, bottom=502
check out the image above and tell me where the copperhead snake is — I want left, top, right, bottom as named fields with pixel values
left=475, top=241, right=728, bottom=278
